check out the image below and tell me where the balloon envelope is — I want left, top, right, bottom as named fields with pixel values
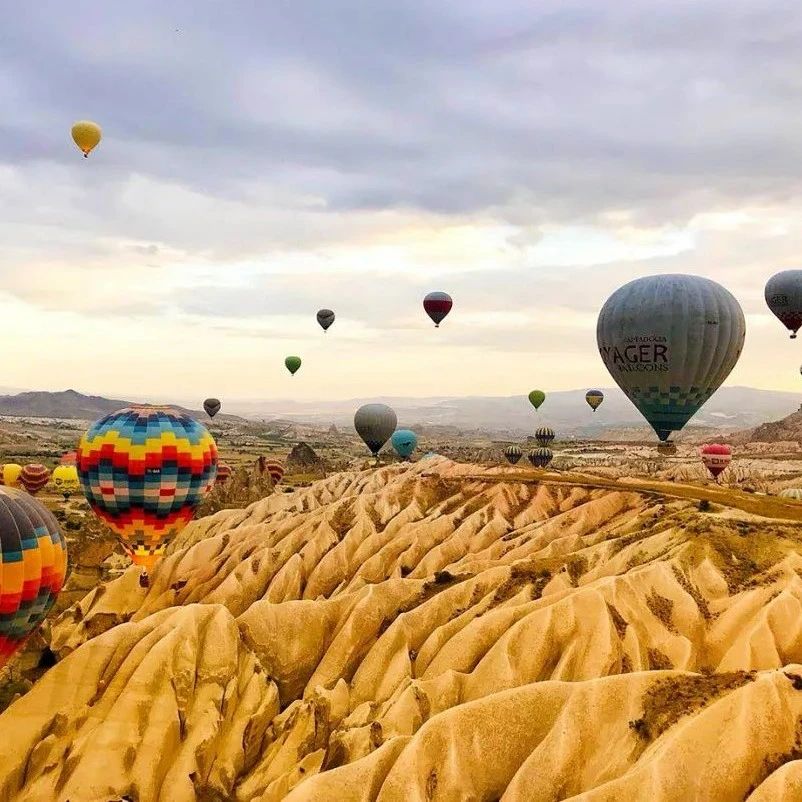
left=285, top=356, right=302, bottom=375
left=203, top=398, right=221, bottom=418
left=0, top=487, right=67, bottom=669
left=504, top=445, right=523, bottom=464
left=423, top=291, right=453, bottom=327
left=586, top=390, right=604, bottom=411
left=264, top=460, right=285, bottom=485
left=77, top=405, right=217, bottom=570
left=215, top=463, right=232, bottom=485
left=597, top=274, right=745, bottom=442
left=52, top=465, right=80, bottom=497
left=71, top=120, right=102, bottom=156
left=528, top=448, right=553, bottom=468
left=528, top=390, right=545, bottom=410
left=700, top=443, right=732, bottom=479
left=0, top=464, right=22, bottom=487
left=765, top=270, right=802, bottom=338
left=391, top=429, right=417, bottom=459
left=354, top=403, right=397, bottom=456
left=20, top=464, right=51, bottom=495
left=535, top=426, right=555, bottom=447
left=317, top=309, right=335, bottom=331
left=780, top=488, right=802, bottom=501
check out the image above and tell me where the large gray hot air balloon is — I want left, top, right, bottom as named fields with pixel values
left=765, top=270, right=802, bottom=338
left=354, top=403, right=397, bottom=456
left=597, top=274, right=745, bottom=442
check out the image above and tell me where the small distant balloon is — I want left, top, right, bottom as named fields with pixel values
left=60, top=451, right=77, bottom=466
left=528, top=390, right=545, bottom=411
left=423, top=291, right=453, bottom=328
left=215, top=463, right=232, bottom=485
left=52, top=464, right=80, bottom=499
left=535, top=426, right=555, bottom=447
left=20, top=464, right=51, bottom=495
left=0, top=464, right=22, bottom=487
left=504, top=445, right=523, bottom=465
left=528, top=448, right=553, bottom=469
left=780, top=488, right=802, bottom=501
left=700, top=443, right=731, bottom=480
left=317, top=309, right=335, bottom=332
left=264, top=460, right=285, bottom=485
left=204, top=398, right=221, bottom=418
left=71, top=120, right=102, bottom=157
left=586, top=390, right=604, bottom=411
left=285, top=356, right=302, bottom=375
left=765, top=270, right=802, bottom=339
left=354, top=403, right=397, bottom=456
left=391, top=429, right=417, bottom=460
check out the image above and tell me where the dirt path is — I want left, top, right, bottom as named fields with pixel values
left=424, top=468, right=802, bottom=523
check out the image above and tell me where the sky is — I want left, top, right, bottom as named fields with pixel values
left=3, top=1, right=802, bottom=402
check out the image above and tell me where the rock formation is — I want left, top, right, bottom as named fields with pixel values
left=4, top=458, right=802, bottom=800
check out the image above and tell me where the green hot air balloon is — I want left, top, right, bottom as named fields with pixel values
left=528, top=390, right=545, bottom=410
left=285, top=356, right=302, bottom=376
left=354, top=403, right=398, bottom=457
left=585, top=390, right=604, bottom=411
left=597, top=274, right=745, bottom=442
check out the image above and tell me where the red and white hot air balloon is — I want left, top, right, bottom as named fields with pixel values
left=700, top=444, right=731, bottom=480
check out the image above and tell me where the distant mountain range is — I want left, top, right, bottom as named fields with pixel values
left=0, top=390, right=241, bottom=424
left=223, top=386, right=802, bottom=438
left=0, top=387, right=798, bottom=439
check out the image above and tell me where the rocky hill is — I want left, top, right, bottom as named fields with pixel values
left=747, top=409, right=802, bottom=444
left=4, top=459, right=802, bottom=800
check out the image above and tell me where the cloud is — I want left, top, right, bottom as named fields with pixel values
left=3, top=2, right=802, bottom=398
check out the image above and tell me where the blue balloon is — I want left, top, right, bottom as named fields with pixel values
left=391, top=429, right=418, bottom=459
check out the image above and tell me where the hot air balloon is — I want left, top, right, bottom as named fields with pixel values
left=780, top=488, right=802, bottom=501
left=535, top=426, right=555, bottom=447
left=60, top=451, right=77, bottom=466
left=51, top=465, right=81, bottom=500
left=597, top=274, right=745, bottom=443
left=317, top=309, right=335, bottom=332
left=528, top=390, right=545, bottom=411
left=77, top=405, right=217, bottom=577
left=265, top=460, right=285, bottom=486
left=0, top=464, right=22, bottom=487
left=391, top=429, right=417, bottom=460
left=20, top=464, right=51, bottom=495
left=504, top=445, right=523, bottom=465
left=203, top=398, right=221, bottom=418
left=285, top=356, right=302, bottom=375
left=354, top=403, right=397, bottom=456
left=0, top=487, right=67, bottom=669
left=215, top=463, right=232, bottom=485
left=700, top=444, right=732, bottom=481
left=586, top=390, right=604, bottom=411
left=528, top=448, right=553, bottom=468
left=71, top=120, right=102, bottom=157
left=765, top=270, right=802, bottom=339
left=423, top=291, right=453, bottom=327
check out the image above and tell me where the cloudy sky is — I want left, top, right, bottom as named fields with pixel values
left=3, top=0, right=802, bottom=402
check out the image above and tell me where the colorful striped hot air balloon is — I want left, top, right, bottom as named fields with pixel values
left=535, top=427, right=555, bottom=447
left=504, top=445, right=523, bottom=465
left=0, top=464, right=22, bottom=487
left=77, top=405, right=217, bottom=573
left=0, top=487, right=67, bottom=669
left=20, top=464, right=51, bottom=495
left=215, top=463, right=232, bottom=485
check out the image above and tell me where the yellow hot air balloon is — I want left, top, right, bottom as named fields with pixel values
left=71, top=120, right=102, bottom=157
left=52, top=464, right=80, bottom=499
left=1, top=463, right=22, bottom=487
